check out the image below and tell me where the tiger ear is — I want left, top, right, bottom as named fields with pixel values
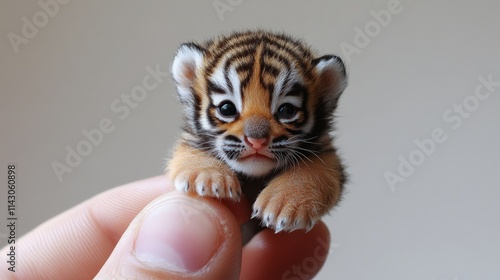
left=313, top=55, right=348, bottom=110
left=172, top=43, right=205, bottom=104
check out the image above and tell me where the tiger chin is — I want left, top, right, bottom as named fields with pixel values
left=166, top=30, right=347, bottom=235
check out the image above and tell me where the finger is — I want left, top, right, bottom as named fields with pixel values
left=95, top=191, right=242, bottom=280
left=0, top=176, right=169, bottom=280
left=222, top=196, right=252, bottom=225
left=0, top=176, right=251, bottom=280
left=240, top=221, right=331, bottom=280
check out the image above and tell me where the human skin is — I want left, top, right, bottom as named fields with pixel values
left=0, top=176, right=331, bottom=280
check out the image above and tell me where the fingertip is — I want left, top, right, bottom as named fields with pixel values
left=96, top=191, right=242, bottom=280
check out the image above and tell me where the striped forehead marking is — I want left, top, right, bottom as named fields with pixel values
left=204, top=32, right=315, bottom=86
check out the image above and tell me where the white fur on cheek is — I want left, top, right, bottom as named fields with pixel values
left=200, top=113, right=217, bottom=131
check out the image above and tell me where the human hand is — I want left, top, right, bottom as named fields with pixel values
left=0, top=176, right=331, bottom=279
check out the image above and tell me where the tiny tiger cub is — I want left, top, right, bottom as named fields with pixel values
left=166, top=30, right=347, bottom=234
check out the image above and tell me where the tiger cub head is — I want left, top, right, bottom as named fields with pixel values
left=172, top=30, right=347, bottom=177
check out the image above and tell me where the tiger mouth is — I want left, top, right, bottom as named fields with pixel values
left=239, top=152, right=274, bottom=161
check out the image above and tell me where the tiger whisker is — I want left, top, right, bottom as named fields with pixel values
left=292, top=146, right=327, bottom=165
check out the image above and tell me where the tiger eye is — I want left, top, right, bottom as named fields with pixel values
left=277, top=103, right=297, bottom=120
left=218, top=101, right=237, bottom=117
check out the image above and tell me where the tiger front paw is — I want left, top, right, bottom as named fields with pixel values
left=252, top=178, right=326, bottom=233
left=169, top=166, right=241, bottom=201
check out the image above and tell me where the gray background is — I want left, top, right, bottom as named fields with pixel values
left=1, top=0, right=499, bottom=279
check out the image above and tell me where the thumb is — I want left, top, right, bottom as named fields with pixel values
left=95, top=191, right=242, bottom=280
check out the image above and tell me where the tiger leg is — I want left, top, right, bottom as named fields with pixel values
left=166, top=141, right=242, bottom=201
left=252, top=149, right=344, bottom=232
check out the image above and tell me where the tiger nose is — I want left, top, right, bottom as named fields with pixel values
left=244, top=116, right=270, bottom=139
left=245, top=136, right=268, bottom=149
